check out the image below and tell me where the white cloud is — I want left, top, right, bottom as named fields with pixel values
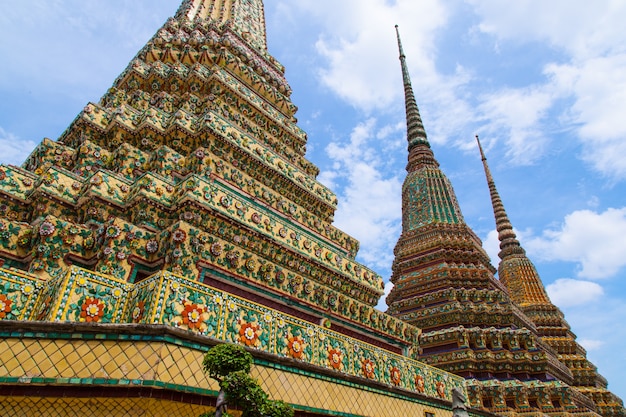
left=527, top=208, right=626, bottom=279
left=287, top=0, right=450, bottom=112
left=577, top=338, right=604, bottom=352
left=466, top=0, right=626, bottom=58
left=475, top=87, right=554, bottom=165
left=555, top=297, right=626, bottom=393
left=0, top=2, right=169, bottom=95
left=546, top=278, right=604, bottom=308
left=467, top=0, right=626, bottom=179
left=0, top=127, right=37, bottom=166
left=483, top=229, right=500, bottom=266
left=320, top=119, right=403, bottom=272
left=546, top=55, right=626, bottom=180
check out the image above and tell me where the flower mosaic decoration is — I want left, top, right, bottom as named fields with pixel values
left=172, top=228, right=187, bottom=243
left=132, top=300, right=146, bottom=323
left=105, top=225, right=121, bottom=239
left=179, top=301, right=208, bottom=331
left=361, top=358, right=376, bottom=379
left=415, top=374, right=426, bottom=393
left=145, top=239, right=159, bottom=254
left=436, top=381, right=446, bottom=398
left=0, top=293, right=13, bottom=319
left=39, top=221, right=55, bottom=237
left=287, top=335, right=305, bottom=359
left=79, top=297, right=105, bottom=322
left=390, top=366, right=402, bottom=386
left=328, top=347, right=343, bottom=370
left=238, top=320, right=262, bottom=347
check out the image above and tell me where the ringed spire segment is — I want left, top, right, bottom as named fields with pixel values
left=395, top=25, right=429, bottom=156
left=475, top=135, right=525, bottom=259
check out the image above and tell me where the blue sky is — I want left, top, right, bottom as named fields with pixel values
left=1, top=0, right=625, bottom=400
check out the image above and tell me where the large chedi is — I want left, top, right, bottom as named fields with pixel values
left=386, top=26, right=624, bottom=417
left=0, top=1, right=466, bottom=416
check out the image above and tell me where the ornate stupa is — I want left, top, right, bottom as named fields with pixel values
left=386, top=26, right=625, bottom=417
left=0, top=1, right=468, bottom=416
left=476, top=136, right=625, bottom=416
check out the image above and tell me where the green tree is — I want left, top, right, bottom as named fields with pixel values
left=200, top=343, right=294, bottom=417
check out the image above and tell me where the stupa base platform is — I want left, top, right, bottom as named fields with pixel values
left=0, top=321, right=464, bottom=417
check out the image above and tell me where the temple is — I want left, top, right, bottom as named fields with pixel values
left=0, top=1, right=623, bottom=416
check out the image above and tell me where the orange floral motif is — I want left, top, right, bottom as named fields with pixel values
left=239, top=321, right=261, bottom=346
left=132, top=300, right=146, bottom=323
left=287, top=335, right=304, bottom=359
left=415, top=374, right=425, bottom=393
left=80, top=297, right=105, bottom=322
left=0, top=294, right=13, bottom=319
left=328, top=348, right=343, bottom=370
left=180, top=302, right=205, bottom=329
left=436, top=381, right=446, bottom=398
left=390, top=367, right=401, bottom=386
left=362, top=358, right=375, bottom=379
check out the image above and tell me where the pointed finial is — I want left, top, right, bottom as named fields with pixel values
left=476, top=135, right=486, bottom=160
left=476, top=135, right=493, bottom=181
left=395, top=25, right=405, bottom=59
left=395, top=25, right=430, bottom=160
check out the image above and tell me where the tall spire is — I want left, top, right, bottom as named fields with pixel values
left=476, top=135, right=526, bottom=260
left=395, top=26, right=435, bottom=171
left=476, top=135, right=551, bottom=306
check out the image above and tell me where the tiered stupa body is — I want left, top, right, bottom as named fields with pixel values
left=0, top=1, right=468, bottom=416
left=476, top=137, right=625, bottom=416
left=386, top=27, right=620, bottom=416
